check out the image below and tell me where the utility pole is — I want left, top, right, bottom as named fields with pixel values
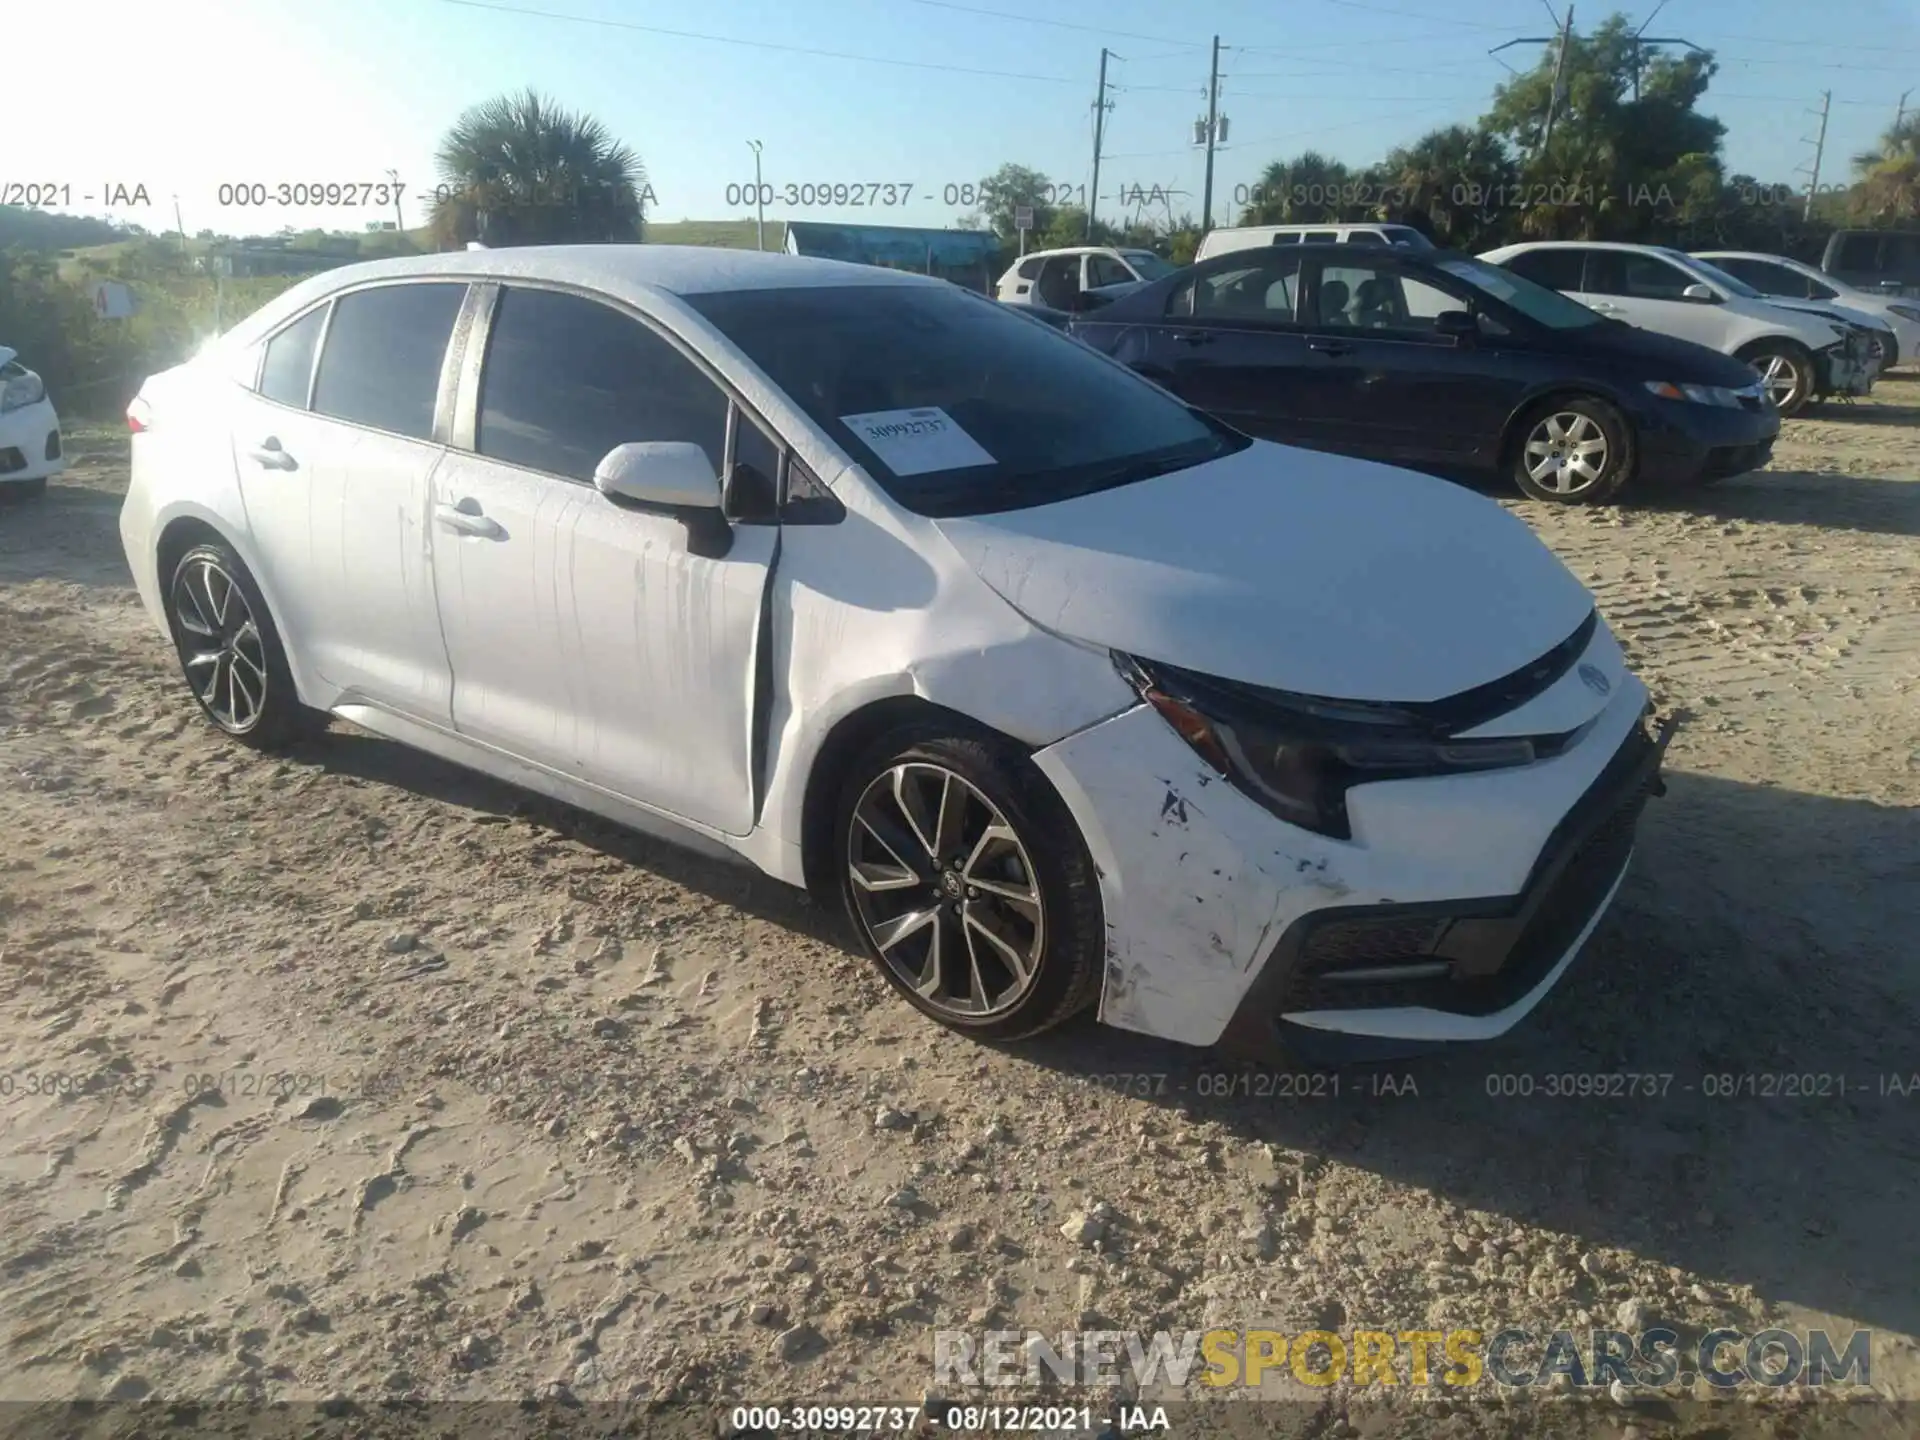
left=386, top=168, right=405, bottom=232
left=1489, top=7, right=1579, bottom=159
left=747, top=140, right=766, bottom=251
left=1087, top=48, right=1112, bottom=242
left=1542, top=6, right=1574, bottom=153
left=172, top=196, right=187, bottom=253
left=1801, top=91, right=1832, bottom=221
left=1200, top=35, right=1221, bottom=232
left=1898, top=89, right=1911, bottom=129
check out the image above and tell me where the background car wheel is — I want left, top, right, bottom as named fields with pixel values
left=1742, top=342, right=1814, bottom=417
left=834, top=722, right=1102, bottom=1042
left=0, top=479, right=48, bottom=502
left=165, top=541, right=327, bottom=750
left=1510, top=397, right=1634, bottom=504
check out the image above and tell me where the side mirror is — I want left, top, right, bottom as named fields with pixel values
left=593, top=441, right=731, bottom=557
left=1433, top=309, right=1479, bottom=344
left=593, top=441, right=722, bottom=510
left=1681, top=283, right=1720, bottom=303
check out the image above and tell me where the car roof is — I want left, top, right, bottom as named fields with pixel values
left=298, top=244, right=931, bottom=298
left=1694, top=250, right=1814, bottom=265
left=1486, top=241, right=1696, bottom=254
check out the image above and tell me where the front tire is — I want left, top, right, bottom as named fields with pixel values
left=1, top=478, right=48, bottom=501
left=1511, top=397, right=1634, bottom=503
left=1743, top=342, right=1815, bottom=417
left=834, top=723, right=1102, bottom=1042
left=165, top=541, right=326, bottom=750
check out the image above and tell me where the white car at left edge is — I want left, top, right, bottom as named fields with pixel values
left=0, top=346, right=67, bottom=497
left=119, top=245, right=1672, bottom=1065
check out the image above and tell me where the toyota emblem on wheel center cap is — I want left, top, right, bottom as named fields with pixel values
left=1578, top=662, right=1612, bottom=696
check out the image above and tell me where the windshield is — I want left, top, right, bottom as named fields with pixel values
left=1671, top=251, right=1763, bottom=299
left=1434, top=256, right=1606, bottom=330
left=686, top=283, right=1245, bottom=517
left=1125, top=252, right=1177, bottom=279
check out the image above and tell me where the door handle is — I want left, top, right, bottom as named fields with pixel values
left=1308, top=338, right=1354, bottom=356
left=1174, top=330, right=1216, bottom=346
left=247, top=438, right=297, bottom=470
left=434, top=502, right=504, bottom=540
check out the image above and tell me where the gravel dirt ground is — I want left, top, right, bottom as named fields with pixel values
left=2, top=384, right=1917, bottom=1439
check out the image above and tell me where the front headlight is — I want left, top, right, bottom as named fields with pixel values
left=1643, top=380, right=1747, bottom=408
left=0, top=366, right=47, bottom=413
left=1887, top=304, right=1920, bottom=323
left=1118, top=654, right=1554, bottom=840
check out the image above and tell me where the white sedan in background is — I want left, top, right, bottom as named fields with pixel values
left=1693, top=249, right=1920, bottom=371
left=0, top=346, right=67, bottom=497
left=118, top=246, right=1670, bottom=1063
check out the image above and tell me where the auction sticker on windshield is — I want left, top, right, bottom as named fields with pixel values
left=839, top=407, right=995, bottom=476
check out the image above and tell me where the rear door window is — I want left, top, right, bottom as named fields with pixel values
left=1187, top=254, right=1303, bottom=322
left=311, top=282, right=466, bottom=440
left=1502, top=248, right=1587, bottom=292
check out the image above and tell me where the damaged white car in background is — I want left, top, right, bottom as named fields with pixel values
left=118, top=245, right=1673, bottom=1064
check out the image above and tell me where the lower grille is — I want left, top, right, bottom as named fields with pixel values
left=1278, top=722, right=1660, bottom=1017
left=1703, top=442, right=1770, bottom=480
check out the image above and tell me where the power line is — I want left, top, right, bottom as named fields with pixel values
left=1310, top=0, right=1520, bottom=32
left=435, top=0, right=1081, bottom=83
left=901, top=0, right=1201, bottom=48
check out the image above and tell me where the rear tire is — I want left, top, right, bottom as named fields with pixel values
left=1510, top=396, right=1634, bottom=504
left=165, top=541, right=328, bottom=751
left=833, top=721, right=1102, bottom=1043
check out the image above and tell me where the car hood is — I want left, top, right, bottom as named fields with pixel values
left=1762, top=296, right=1891, bottom=331
left=932, top=441, right=1597, bottom=703
left=1561, top=317, right=1759, bottom=385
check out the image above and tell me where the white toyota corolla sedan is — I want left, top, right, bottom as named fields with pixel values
left=119, top=246, right=1673, bottom=1063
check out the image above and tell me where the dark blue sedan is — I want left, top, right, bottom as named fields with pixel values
left=1065, top=245, right=1781, bottom=503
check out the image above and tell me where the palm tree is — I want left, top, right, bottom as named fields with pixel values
left=1849, top=115, right=1920, bottom=223
left=429, top=89, right=648, bottom=249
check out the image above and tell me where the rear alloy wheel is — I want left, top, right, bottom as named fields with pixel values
left=166, top=541, right=326, bottom=750
left=836, top=727, right=1101, bottom=1041
left=1745, top=344, right=1814, bottom=417
left=1512, top=398, right=1633, bottom=503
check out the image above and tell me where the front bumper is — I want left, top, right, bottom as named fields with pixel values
left=0, top=398, right=66, bottom=483
left=1815, top=341, right=1874, bottom=397
left=1030, top=623, right=1660, bottom=1054
left=1218, top=709, right=1673, bottom=1064
left=1636, top=395, right=1779, bottom=486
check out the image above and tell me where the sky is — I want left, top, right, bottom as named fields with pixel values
left=9, top=0, right=1917, bottom=237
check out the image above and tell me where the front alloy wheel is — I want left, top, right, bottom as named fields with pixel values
left=849, top=763, right=1044, bottom=1019
left=171, top=553, right=269, bottom=733
left=1522, top=410, right=1610, bottom=497
left=1748, top=345, right=1813, bottom=416
left=834, top=726, right=1102, bottom=1041
left=1511, top=396, right=1632, bottom=503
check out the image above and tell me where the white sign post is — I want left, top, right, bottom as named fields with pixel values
left=92, top=281, right=135, bottom=320
left=1015, top=204, right=1033, bottom=257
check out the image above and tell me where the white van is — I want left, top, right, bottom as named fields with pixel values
left=1196, top=223, right=1433, bottom=263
